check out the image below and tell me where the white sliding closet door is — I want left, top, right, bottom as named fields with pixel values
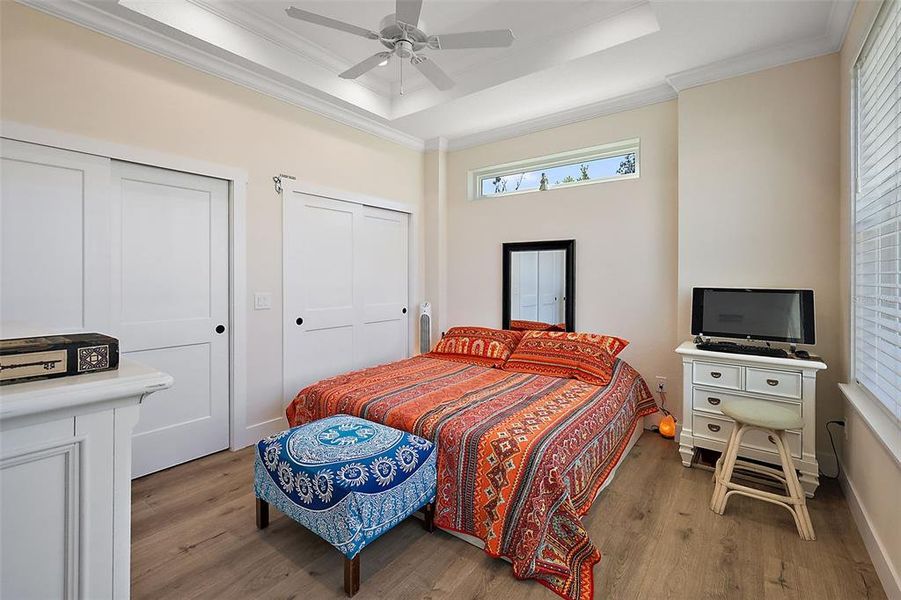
left=1, top=140, right=230, bottom=478
left=283, top=191, right=409, bottom=403
left=358, top=205, right=409, bottom=367
left=111, top=162, right=229, bottom=477
left=0, top=139, right=111, bottom=332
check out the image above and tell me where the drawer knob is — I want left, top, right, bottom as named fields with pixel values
left=710, top=371, right=722, bottom=379
left=766, top=378, right=779, bottom=386
left=707, top=423, right=721, bottom=433
left=707, top=397, right=721, bottom=406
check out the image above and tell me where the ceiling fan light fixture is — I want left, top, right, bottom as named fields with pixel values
left=378, top=57, right=389, bottom=67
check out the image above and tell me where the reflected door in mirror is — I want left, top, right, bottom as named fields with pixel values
left=510, top=250, right=566, bottom=325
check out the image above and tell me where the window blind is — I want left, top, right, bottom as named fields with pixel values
left=854, top=0, right=900, bottom=419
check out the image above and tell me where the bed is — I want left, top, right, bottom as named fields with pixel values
left=286, top=353, right=656, bottom=600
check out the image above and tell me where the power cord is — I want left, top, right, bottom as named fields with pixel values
left=820, top=420, right=845, bottom=480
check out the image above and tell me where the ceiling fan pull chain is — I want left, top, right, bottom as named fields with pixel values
left=400, top=53, right=405, bottom=96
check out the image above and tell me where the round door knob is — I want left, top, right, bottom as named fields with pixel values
left=402, top=307, right=407, bottom=314
left=215, top=324, right=226, bottom=334
left=296, top=317, right=304, bottom=326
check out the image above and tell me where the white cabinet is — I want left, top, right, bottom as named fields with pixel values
left=675, top=341, right=827, bottom=496
left=0, top=361, right=172, bottom=599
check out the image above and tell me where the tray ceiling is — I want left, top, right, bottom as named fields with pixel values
left=21, top=0, right=856, bottom=149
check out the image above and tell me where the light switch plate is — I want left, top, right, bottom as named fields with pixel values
left=254, top=292, right=272, bottom=310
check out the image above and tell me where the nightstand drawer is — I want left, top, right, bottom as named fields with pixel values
left=692, top=389, right=745, bottom=415
left=746, top=367, right=802, bottom=399
left=693, top=413, right=802, bottom=459
left=693, top=361, right=742, bottom=390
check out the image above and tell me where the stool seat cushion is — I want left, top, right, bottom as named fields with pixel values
left=720, top=398, right=803, bottom=430
left=254, top=414, right=437, bottom=559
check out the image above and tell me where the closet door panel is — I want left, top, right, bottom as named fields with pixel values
left=111, top=162, right=229, bottom=478
left=0, top=139, right=110, bottom=333
left=357, top=205, right=408, bottom=367
left=283, top=193, right=357, bottom=402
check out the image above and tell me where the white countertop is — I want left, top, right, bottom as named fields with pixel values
left=676, top=340, right=827, bottom=371
left=0, top=359, right=173, bottom=423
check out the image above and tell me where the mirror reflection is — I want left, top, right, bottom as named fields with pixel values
left=502, top=240, right=574, bottom=332
left=510, top=250, right=566, bottom=327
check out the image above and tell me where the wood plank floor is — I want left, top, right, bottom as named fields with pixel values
left=131, top=433, right=886, bottom=599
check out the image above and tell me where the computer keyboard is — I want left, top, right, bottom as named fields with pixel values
left=696, top=341, right=788, bottom=358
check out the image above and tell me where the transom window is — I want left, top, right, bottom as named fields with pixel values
left=470, top=139, right=639, bottom=199
left=852, top=0, right=900, bottom=420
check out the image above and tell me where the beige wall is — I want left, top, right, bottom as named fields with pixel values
left=839, top=1, right=901, bottom=594
left=445, top=100, right=680, bottom=422
left=677, top=55, right=843, bottom=461
left=0, top=3, right=425, bottom=436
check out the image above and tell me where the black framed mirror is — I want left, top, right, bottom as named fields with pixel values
left=502, top=240, right=575, bottom=331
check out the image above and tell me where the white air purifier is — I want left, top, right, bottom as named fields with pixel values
left=419, top=302, right=432, bottom=354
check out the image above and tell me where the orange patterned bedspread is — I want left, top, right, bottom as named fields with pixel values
left=286, top=355, right=657, bottom=600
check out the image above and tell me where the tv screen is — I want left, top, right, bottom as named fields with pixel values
left=691, top=288, right=815, bottom=344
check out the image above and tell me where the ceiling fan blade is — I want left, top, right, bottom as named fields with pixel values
left=285, top=6, right=380, bottom=39
left=429, top=29, right=515, bottom=50
left=339, top=53, right=392, bottom=79
left=396, top=0, right=423, bottom=28
left=411, top=56, right=454, bottom=91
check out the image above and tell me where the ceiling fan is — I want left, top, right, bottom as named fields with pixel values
left=285, top=0, right=515, bottom=92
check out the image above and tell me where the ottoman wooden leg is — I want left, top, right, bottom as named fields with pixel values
left=256, top=498, right=269, bottom=530
left=423, top=502, right=436, bottom=533
left=344, top=555, right=360, bottom=597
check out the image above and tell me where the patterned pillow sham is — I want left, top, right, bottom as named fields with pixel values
left=426, top=326, right=523, bottom=368
left=508, top=319, right=566, bottom=332
left=502, top=330, right=629, bottom=386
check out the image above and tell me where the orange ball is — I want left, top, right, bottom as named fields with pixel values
left=658, top=415, right=677, bottom=439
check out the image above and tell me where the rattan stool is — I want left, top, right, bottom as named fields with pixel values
left=710, top=398, right=815, bottom=541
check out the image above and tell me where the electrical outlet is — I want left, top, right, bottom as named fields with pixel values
left=253, top=292, right=272, bottom=310
left=655, top=376, right=667, bottom=393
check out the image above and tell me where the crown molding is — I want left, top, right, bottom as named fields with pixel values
left=446, top=84, right=677, bottom=151
left=665, top=0, right=854, bottom=93
left=424, top=137, right=448, bottom=152
left=18, top=0, right=425, bottom=151
left=192, top=0, right=392, bottom=97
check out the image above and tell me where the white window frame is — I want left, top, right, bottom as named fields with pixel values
left=845, top=0, right=901, bottom=464
left=468, top=138, right=640, bottom=200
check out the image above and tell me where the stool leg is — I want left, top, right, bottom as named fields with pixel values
left=422, top=502, right=436, bottom=533
left=712, top=424, right=744, bottom=514
left=256, top=498, right=269, bottom=530
left=772, top=431, right=816, bottom=541
left=344, top=555, right=360, bottom=597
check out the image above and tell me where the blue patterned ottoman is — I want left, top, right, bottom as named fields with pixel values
left=253, top=414, right=437, bottom=596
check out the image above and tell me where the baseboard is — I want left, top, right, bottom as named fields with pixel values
left=840, top=470, right=901, bottom=600
left=233, top=417, right=286, bottom=450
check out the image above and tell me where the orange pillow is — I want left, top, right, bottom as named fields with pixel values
left=503, top=331, right=629, bottom=386
left=508, top=319, right=566, bottom=332
left=426, top=326, right=523, bottom=368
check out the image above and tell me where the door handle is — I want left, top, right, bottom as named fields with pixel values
left=296, top=317, right=304, bottom=326
left=215, top=324, right=226, bottom=334
left=402, top=307, right=407, bottom=314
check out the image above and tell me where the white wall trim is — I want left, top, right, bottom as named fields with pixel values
left=0, top=120, right=252, bottom=452
left=446, top=84, right=676, bottom=151
left=17, top=0, right=424, bottom=152
left=840, top=469, right=901, bottom=600
left=665, top=7, right=853, bottom=94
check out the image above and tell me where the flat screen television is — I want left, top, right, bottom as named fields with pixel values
left=691, top=288, right=815, bottom=344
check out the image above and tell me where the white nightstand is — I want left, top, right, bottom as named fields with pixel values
left=675, top=341, right=827, bottom=497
